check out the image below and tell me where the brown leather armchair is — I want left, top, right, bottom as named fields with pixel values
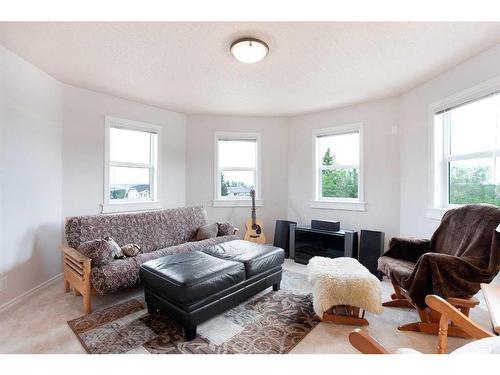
left=378, top=204, right=500, bottom=336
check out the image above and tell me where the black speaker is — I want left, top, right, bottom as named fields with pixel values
left=273, top=220, right=297, bottom=258
left=358, top=230, right=385, bottom=280
left=311, top=219, right=340, bottom=232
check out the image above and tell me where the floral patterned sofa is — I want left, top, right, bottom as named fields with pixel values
left=61, top=206, right=238, bottom=313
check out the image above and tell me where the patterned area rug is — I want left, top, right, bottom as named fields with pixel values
left=68, top=270, right=319, bottom=354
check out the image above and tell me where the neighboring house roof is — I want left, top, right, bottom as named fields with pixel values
left=129, top=184, right=150, bottom=193
left=228, top=186, right=251, bottom=194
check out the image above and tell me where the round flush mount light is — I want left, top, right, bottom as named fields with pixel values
left=230, top=37, right=269, bottom=64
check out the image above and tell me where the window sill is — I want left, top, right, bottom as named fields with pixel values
left=426, top=207, right=449, bottom=220
left=310, top=200, right=366, bottom=211
left=101, top=201, right=162, bottom=214
left=213, top=199, right=263, bottom=208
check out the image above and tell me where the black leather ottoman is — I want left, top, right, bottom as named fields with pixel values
left=140, top=240, right=285, bottom=340
left=202, top=240, right=285, bottom=279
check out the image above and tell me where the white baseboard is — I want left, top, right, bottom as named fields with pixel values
left=0, top=273, right=62, bottom=314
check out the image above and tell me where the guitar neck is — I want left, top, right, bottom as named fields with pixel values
left=251, top=194, right=256, bottom=225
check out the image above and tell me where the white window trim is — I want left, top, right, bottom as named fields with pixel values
left=427, top=75, right=500, bottom=220
left=102, top=116, right=162, bottom=214
left=310, top=123, right=366, bottom=211
left=213, top=131, right=262, bottom=207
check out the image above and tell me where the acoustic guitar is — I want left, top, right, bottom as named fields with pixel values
left=244, top=189, right=266, bottom=244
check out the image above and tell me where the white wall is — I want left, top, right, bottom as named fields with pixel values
left=3, top=40, right=500, bottom=308
left=288, top=98, right=400, bottom=245
left=399, top=44, right=500, bottom=238
left=0, top=46, right=63, bottom=307
left=62, top=85, right=186, bottom=217
left=186, top=115, right=289, bottom=242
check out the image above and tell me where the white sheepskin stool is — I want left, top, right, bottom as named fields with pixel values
left=307, top=256, right=383, bottom=325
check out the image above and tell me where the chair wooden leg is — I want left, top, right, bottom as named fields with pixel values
left=398, top=302, right=475, bottom=339
left=417, top=306, right=431, bottom=323
left=383, top=280, right=413, bottom=307
left=398, top=322, right=421, bottom=332
left=398, top=321, right=471, bottom=338
left=385, top=280, right=479, bottom=339
left=437, top=314, right=449, bottom=354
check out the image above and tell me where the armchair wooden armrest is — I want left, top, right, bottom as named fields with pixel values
left=350, top=295, right=494, bottom=355
left=61, top=244, right=93, bottom=314
left=349, top=329, right=389, bottom=354
left=425, top=295, right=494, bottom=354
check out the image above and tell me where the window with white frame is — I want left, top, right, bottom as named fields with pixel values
left=104, top=116, right=160, bottom=212
left=432, top=92, right=500, bottom=208
left=215, top=133, right=260, bottom=202
left=313, top=124, right=363, bottom=206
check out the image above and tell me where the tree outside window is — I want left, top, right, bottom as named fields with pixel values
left=316, top=130, right=360, bottom=200
left=434, top=92, right=500, bottom=207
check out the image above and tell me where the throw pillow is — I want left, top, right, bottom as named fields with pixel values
left=105, top=236, right=125, bottom=259
left=121, top=243, right=141, bottom=257
left=195, top=223, right=219, bottom=241
left=77, top=239, right=114, bottom=266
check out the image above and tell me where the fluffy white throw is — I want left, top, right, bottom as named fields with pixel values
left=307, top=256, right=383, bottom=318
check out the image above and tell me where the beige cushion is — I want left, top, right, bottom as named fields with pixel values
left=451, top=337, right=500, bottom=354
left=393, top=337, right=500, bottom=354
left=195, top=223, right=219, bottom=241
left=121, top=243, right=141, bottom=257
left=394, top=348, right=422, bottom=354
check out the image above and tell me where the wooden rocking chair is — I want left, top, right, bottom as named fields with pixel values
left=349, top=295, right=495, bottom=354
left=378, top=205, right=500, bottom=338
left=384, top=280, right=479, bottom=338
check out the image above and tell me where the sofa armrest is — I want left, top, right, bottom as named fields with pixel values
left=383, top=237, right=430, bottom=263
left=61, top=244, right=93, bottom=313
left=233, top=227, right=239, bottom=235
left=61, top=244, right=91, bottom=265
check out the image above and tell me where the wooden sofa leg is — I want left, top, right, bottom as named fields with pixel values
left=64, top=278, right=71, bottom=293
left=83, top=292, right=91, bottom=314
left=82, top=264, right=92, bottom=314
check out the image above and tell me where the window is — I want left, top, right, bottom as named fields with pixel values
left=214, top=132, right=261, bottom=207
left=103, top=116, right=160, bottom=213
left=431, top=87, right=500, bottom=212
left=311, top=124, right=365, bottom=211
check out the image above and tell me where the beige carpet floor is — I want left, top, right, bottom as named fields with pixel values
left=0, top=259, right=495, bottom=354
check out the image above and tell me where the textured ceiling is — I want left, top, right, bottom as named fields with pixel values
left=1, top=22, right=500, bottom=116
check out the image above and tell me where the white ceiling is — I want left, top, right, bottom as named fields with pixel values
left=1, top=22, right=500, bottom=116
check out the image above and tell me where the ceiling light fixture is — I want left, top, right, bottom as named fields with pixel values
left=230, top=37, right=269, bottom=64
